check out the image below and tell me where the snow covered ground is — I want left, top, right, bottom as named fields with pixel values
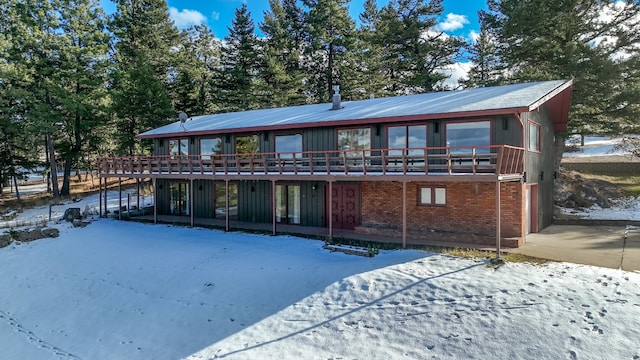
left=1, top=220, right=639, bottom=360
left=563, top=135, right=630, bottom=158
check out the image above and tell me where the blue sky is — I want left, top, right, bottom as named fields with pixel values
left=100, top=0, right=487, bottom=41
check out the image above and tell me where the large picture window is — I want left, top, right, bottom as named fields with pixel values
left=337, top=128, right=370, bottom=156
left=446, top=121, right=490, bottom=154
left=388, top=125, right=427, bottom=156
left=170, top=182, right=189, bottom=215
left=200, top=138, right=222, bottom=160
left=235, top=135, right=259, bottom=154
left=275, top=134, right=302, bottom=158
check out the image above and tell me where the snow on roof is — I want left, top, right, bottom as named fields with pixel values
left=139, top=80, right=572, bottom=139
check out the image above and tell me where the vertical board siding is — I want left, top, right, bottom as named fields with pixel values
left=238, top=180, right=271, bottom=223
left=193, top=180, right=214, bottom=218
left=304, top=127, right=335, bottom=154
left=300, top=181, right=325, bottom=227
left=492, top=115, right=522, bottom=147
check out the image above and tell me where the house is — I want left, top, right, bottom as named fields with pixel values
left=98, top=80, right=573, bottom=248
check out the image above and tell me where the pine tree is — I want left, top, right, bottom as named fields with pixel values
left=482, top=0, right=640, bottom=162
left=216, top=4, right=262, bottom=112
left=110, top=0, right=180, bottom=156
left=259, top=0, right=308, bottom=107
left=351, top=0, right=387, bottom=99
left=376, top=0, right=465, bottom=94
left=461, top=26, right=503, bottom=88
left=303, top=0, right=357, bottom=102
left=172, top=24, right=221, bottom=117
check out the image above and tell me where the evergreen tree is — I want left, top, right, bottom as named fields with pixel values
left=482, top=0, right=640, bottom=162
left=461, top=26, right=503, bottom=88
left=55, top=0, right=110, bottom=195
left=303, top=0, right=357, bottom=102
left=110, top=0, right=180, bottom=156
left=351, top=0, right=387, bottom=99
left=259, top=0, right=308, bottom=107
left=376, top=0, right=465, bottom=94
left=216, top=4, right=262, bottom=112
left=172, top=24, right=221, bottom=117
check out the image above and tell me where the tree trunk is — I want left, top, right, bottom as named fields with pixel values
left=554, top=132, right=566, bottom=171
left=12, top=175, right=20, bottom=201
left=47, top=133, right=60, bottom=197
left=60, top=159, right=72, bottom=196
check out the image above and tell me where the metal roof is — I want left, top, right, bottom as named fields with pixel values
left=139, top=80, right=573, bottom=139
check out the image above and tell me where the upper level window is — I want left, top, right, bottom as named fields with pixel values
left=529, top=121, right=540, bottom=151
left=275, top=134, right=303, bottom=158
left=169, top=139, right=188, bottom=156
left=200, top=138, right=222, bottom=160
left=446, top=121, right=490, bottom=154
left=388, top=125, right=427, bottom=156
left=235, top=135, right=259, bottom=154
left=337, top=128, right=370, bottom=156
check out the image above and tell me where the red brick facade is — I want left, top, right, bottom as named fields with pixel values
left=358, top=181, right=525, bottom=246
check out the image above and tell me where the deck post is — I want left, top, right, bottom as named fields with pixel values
left=225, top=179, right=230, bottom=232
left=328, top=181, right=333, bottom=240
left=103, top=178, right=108, bottom=216
left=153, top=178, right=157, bottom=224
left=118, top=178, right=122, bottom=220
left=136, top=179, right=140, bottom=212
left=99, top=176, right=103, bottom=218
left=190, top=179, right=194, bottom=227
left=402, top=181, right=407, bottom=249
left=496, top=180, right=501, bottom=259
left=272, top=180, right=276, bottom=235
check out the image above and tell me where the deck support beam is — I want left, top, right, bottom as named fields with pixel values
left=136, top=179, right=140, bottom=213
left=103, top=178, right=108, bottom=217
left=328, top=181, right=333, bottom=240
left=99, top=177, right=103, bottom=218
left=496, top=180, right=501, bottom=259
left=225, top=179, right=230, bottom=232
left=118, top=178, right=122, bottom=220
left=153, top=178, right=157, bottom=224
left=402, top=181, right=407, bottom=249
left=272, top=180, right=276, bottom=236
left=190, top=179, right=194, bottom=227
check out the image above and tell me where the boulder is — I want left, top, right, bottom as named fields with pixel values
left=0, top=233, right=11, bottom=248
left=41, top=228, right=60, bottom=238
left=14, top=228, right=43, bottom=243
left=63, top=208, right=82, bottom=222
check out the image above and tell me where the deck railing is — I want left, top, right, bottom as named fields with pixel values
left=98, top=145, right=524, bottom=177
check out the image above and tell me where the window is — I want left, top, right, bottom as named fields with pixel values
left=169, top=139, right=188, bottom=156
left=276, top=184, right=301, bottom=224
left=337, top=128, right=370, bottom=156
left=275, top=134, right=302, bottom=159
left=235, top=135, right=259, bottom=154
left=214, top=183, right=238, bottom=219
left=170, top=182, right=189, bottom=215
left=200, top=138, right=222, bottom=160
left=529, top=122, right=540, bottom=151
left=446, top=121, right=490, bottom=154
left=419, top=187, right=446, bottom=205
left=388, top=125, right=427, bottom=156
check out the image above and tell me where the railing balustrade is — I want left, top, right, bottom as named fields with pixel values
left=98, top=146, right=525, bottom=177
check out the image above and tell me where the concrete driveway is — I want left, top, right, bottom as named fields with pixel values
left=511, top=225, right=640, bottom=272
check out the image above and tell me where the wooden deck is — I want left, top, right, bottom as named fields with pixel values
left=98, top=146, right=525, bottom=181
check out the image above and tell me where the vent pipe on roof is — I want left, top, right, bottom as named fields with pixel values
left=331, top=85, right=342, bottom=110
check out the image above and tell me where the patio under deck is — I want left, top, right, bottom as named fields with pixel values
left=124, top=214, right=518, bottom=250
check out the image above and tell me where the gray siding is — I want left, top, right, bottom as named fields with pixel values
left=237, top=180, right=271, bottom=223
left=492, top=115, right=522, bottom=147
left=300, top=181, right=325, bottom=227
left=303, top=127, right=334, bottom=153
left=193, top=180, right=215, bottom=218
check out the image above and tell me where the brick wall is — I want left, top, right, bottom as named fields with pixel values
left=360, top=181, right=525, bottom=242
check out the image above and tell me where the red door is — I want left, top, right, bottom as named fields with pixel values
left=330, top=184, right=360, bottom=230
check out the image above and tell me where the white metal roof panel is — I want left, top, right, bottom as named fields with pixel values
left=139, top=80, right=571, bottom=138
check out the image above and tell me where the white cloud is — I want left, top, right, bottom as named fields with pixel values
left=211, top=11, right=220, bottom=21
left=469, top=30, right=480, bottom=43
left=436, top=13, right=470, bottom=32
left=169, top=7, right=207, bottom=28
left=438, top=62, right=473, bottom=90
